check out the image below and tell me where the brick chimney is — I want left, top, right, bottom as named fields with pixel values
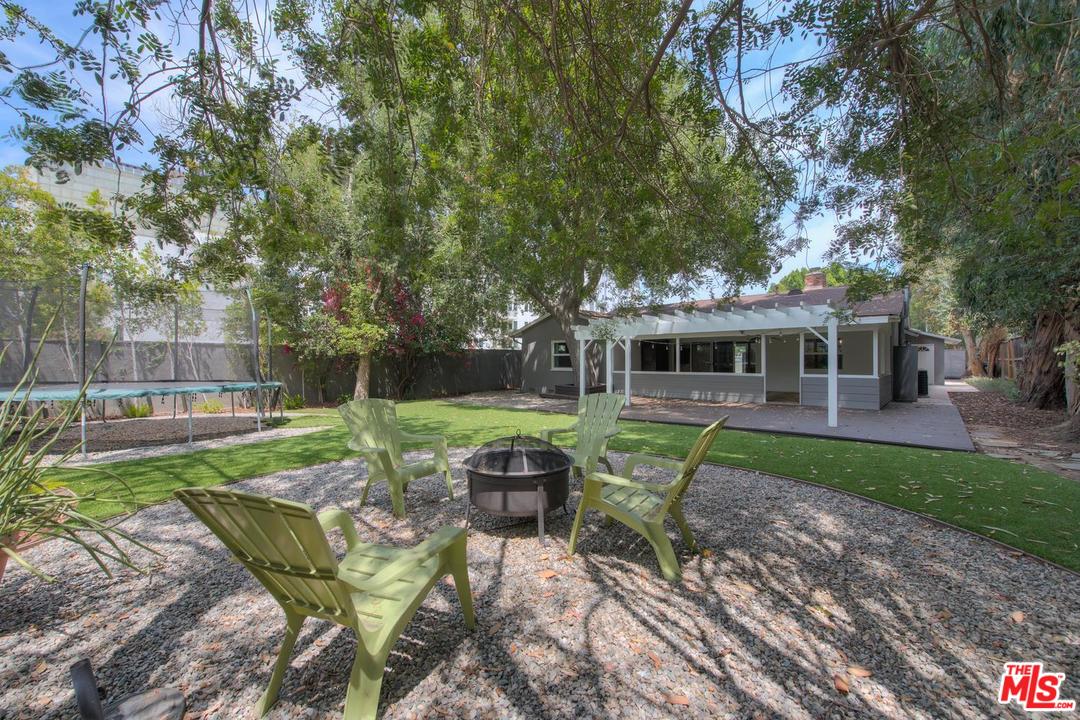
left=803, top=271, right=827, bottom=291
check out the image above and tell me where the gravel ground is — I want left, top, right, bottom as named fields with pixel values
left=43, top=424, right=330, bottom=466
left=2, top=450, right=1078, bottom=719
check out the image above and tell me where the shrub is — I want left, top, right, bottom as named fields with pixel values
left=283, top=393, right=305, bottom=410
left=1, top=360, right=152, bottom=583
left=122, top=402, right=153, bottom=419
left=966, top=376, right=1020, bottom=401
left=195, top=398, right=225, bottom=414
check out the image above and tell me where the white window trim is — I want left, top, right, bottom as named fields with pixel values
left=551, top=340, right=573, bottom=371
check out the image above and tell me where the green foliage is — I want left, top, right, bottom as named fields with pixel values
left=767, top=263, right=863, bottom=294
left=282, top=393, right=305, bottom=410
left=121, top=401, right=153, bottom=419
left=195, top=399, right=225, bottom=415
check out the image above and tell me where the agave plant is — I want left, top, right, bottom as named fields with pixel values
left=0, top=350, right=154, bottom=584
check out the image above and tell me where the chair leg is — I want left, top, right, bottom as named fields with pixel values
left=359, top=473, right=375, bottom=507
left=342, top=648, right=386, bottom=720
left=254, top=612, right=305, bottom=717
left=568, top=499, right=589, bottom=555
left=645, top=524, right=682, bottom=582
left=599, top=456, right=614, bottom=473
left=388, top=477, right=406, bottom=519
left=669, top=502, right=698, bottom=553
left=446, top=539, right=476, bottom=629
left=443, top=470, right=455, bottom=501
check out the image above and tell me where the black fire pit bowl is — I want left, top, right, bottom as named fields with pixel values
left=464, top=434, right=572, bottom=544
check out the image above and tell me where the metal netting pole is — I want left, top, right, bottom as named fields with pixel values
left=21, top=286, right=39, bottom=378
left=79, top=264, right=88, bottom=385
left=172, top=304, right=179, bottom=419
left=246, top=287, right=262, bottom=431
left=79, top=264, right=88, bottom=458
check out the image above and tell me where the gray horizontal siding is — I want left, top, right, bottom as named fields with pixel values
left=800, top=376, right=890, bottom=410
left=613, top=372, right=763, bottom=402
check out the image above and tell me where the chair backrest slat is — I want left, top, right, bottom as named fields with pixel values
left=658, top=417, right=727, bottom=515
left=339, top=399, right=402, bottom=463
left=176, top=488, right=354, bottom=620
left=575, top=393, right=624, bottom=467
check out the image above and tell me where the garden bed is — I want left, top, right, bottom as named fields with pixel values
left=2, top=449, right=1077, bottom=719
left=26, top=415, right=272, bottom=454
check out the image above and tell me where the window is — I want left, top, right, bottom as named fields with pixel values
left=551, top=340, right=573, bottom=369
left=804, top=338, right=843, bottom=370
left=678, top=337, right=759, bottom=373
left=640, top=340, right=674, bottom=371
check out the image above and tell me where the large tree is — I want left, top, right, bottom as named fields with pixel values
left=445, top=1, right=784, bottom=368
left=695, top=0, right=1079, bottom=433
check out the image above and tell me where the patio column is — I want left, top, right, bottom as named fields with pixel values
left=578, top=339, right=586, bottom=398
left=624, top=335, right=632, bottom=407
left=605, top=340, right=613, bottom=392
left=827, top=317, right=839, bottom=427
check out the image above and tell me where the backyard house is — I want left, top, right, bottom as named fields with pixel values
left=513, top=272, right=914, bottom=427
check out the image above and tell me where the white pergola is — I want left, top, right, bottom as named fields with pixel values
left=572, top=302, right=859, bottom=427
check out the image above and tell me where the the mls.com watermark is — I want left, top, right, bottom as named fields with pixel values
left=998, top=662, right=1076, bottom=712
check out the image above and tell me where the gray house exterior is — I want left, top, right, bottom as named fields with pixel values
left=513, top=273, right=915, bottom=419
left=906, top=329, right=961, bottom=386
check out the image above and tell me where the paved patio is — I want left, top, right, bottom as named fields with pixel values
left=451, top=386, right=976, bottom=452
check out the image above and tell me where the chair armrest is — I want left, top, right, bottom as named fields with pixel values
left=317, top=507, right=361, bottom=550
left=337, top=526, right=464, bottom=592
left=539, top=424, right=577, bottom=442
left=603, top=426, right=621, bottom=439
left=399, top=431, right=446, bottom=446
left=622, top=453, right=683, bottom=478
left=349, top=445, right=396, bottom=474
left=584, top=471, right=671, bottom=494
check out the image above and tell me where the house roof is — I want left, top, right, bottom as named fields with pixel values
left=906, top=328, right=962, bottom=345
left=511, top=286, right=905, bottom=337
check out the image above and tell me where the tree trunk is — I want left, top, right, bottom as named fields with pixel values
left=1018, top=311, right=1066, bottom=410
left=961, top=327, right=984, bottom=377
left=353, top=354, right=372, bottom=400
left=979, top=326, right=1007, bottom=377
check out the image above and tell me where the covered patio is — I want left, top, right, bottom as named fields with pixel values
left=569, top=301, right=897, bottom=430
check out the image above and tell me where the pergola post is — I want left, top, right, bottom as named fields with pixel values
left=827, top=317, right=839, bottom=427
left=578, top=339, right=586, bottom=398
left=623, top=335, right=632, bottom=407
left=605, top=340, right=613, bottom=392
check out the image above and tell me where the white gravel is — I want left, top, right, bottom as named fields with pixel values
left=1, top=449, right=1077, bottom=719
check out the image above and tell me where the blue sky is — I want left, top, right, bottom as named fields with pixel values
left=0, top=1, right=843, bottom=295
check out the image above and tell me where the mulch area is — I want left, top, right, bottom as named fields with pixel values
left=949, top=391, right=1078, bottom=451
left=24, top=415, right=267, bottom=454
left=3, top=449, right=1077, bottom=719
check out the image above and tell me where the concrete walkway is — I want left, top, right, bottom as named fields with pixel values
left=451, top=387, right=976, bottom=452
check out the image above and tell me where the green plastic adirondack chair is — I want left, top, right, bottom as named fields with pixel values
left=338, top=399, right=453, bottom=518
left=175, top=487, right=475, bottom=720
left=539, top=393, right=624, bottom=476
left=568, top=417, right=727, bottom=582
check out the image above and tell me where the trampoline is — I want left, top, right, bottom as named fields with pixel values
left=2, top=266, right=283, bottom=457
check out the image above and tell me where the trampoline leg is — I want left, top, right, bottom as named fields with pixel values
left=231, top=392, right=235, bottom=417
left=81, top=403, right=88, bottom=459
left=188, top=394, right=193, bottom=445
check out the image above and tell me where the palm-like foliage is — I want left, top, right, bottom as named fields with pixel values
left=0, top=349, right=153, bottom=583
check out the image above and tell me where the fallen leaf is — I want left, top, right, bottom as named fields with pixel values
left=665, top=694, right=691, bottom=706
left=833, top=674, right=850, bottom=694
left=1010, top=610, right=1025, bottom=624
left=847, top=665, right=872, bottom=678
left=536, top=569, right=558, bottom=579
left=647, top=651, right=662, bottom=669
left=700, top=548, right=714, bottom=558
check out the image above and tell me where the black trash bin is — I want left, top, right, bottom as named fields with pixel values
left=917, top=370, right=929, bottom=397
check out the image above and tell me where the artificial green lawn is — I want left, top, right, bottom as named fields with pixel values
left=51, top=400, right=1080, bottom=572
